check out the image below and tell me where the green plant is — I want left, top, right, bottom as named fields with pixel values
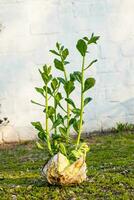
left=113, top=122, right=134, bottom=133
left=31, top=33, right=99, bottom=160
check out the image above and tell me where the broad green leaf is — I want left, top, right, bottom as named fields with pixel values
left=70, top=73, right=75, bottom=81
left=64, top=80, right=75, bottom=95
left=62, top=48, right=69, bottom=60
left=83, top=78, right=95, bottom=93
left=51, top=78, right=58, bottom=91
left=54, top=59, right=64, bottom=71
left=76, top=39, right=87, bottom=57
left=35, top=87, right=44, bottom=97
left=31, top=121, right=44, bottom=132
left=65, top=98, right=76, bottom=108
left=49, top=50, right=60, bottom=56
left=84, top=97, right=92, bottom=107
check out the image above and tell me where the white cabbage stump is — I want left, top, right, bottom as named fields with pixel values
left=42, top=152, right=87, bottom=185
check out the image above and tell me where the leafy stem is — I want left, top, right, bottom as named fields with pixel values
left=45, top=84, right=53, bottom=155
left=76, top=56, right=85, bottom=148
left=59, top=50, right=71, bottom=140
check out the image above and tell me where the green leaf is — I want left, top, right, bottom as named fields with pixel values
left=55, top=92, right=62, bottom=106
left=70, top=73, right=75, bottom=82
left=56, top=42, right=60, bottom=50
left=54, top=59, right=64, bottom=71
left=64, top=80, right=75, bottom=95
left=47, top=106, right=55, bottom=117
left=39, top=69, right=52, bottom=84
left=69, top=118, right=76, bottom=126
left=73, top=71, right=82, bottom=83
left=88, top=33, right=100, bottom=44
left=70, top=143, right=89, bottom=159
left=59, top=127, right=67, bottom=136
left=76, top=39, right=87, bottom=57
left=35, top=87, right=44, bottom=97
left=83, top=36, right=89, bottom=42
left=49, top=50, right=60, bottom=56
left=72, top=108, right=81, bottom=116
left=59, top=143, right=67, bottom=156
left=36, top=142, right=44, bottom=149
left=73, top=119, right=79, bottom=133
left=52, top=114, right=63, bottom=129
left=31, top=121, right=44, bottom=132
left=60, top=45, right=64, bottom=51
left=84, top=59, right=97, bottom=70
left=43, top=86, right=52, bottom=95
left=65, top=98, right=76, bottom=108
left=62, top=48, right=69, bottom=60
left=43, top=65, right=51, bottom=74
left=51, top=78, right=59, bottom=91
left=31, top=100, right=44, bottom=107
left=84, top=97, right=92, bottom=107
left=64, top=61, right=70, bottom=65
left=57, top=77, right=66, bottom=85
left=38, top=132, right=47, bottom=141
left=83, top=78, right=95, bottom=93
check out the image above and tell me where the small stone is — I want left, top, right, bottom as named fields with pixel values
left=12, top=195, right=17, bottom=200
left=27, top=185, right=32, bottom=190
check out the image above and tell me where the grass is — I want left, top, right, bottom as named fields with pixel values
left=0, top=132, right=134, bottom=200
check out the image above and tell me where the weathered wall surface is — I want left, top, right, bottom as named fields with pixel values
left=0, top=0, right=134, bottom=140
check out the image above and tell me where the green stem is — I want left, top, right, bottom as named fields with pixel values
left=63, top=67, right=70, bottom=140
left=53, top=92, right=57, bottom=147
left=45, top=85, right=53, bottom=155
left=76, top=56, right=85, bottom=148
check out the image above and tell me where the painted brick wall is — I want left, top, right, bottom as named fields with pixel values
left=0, top=0, right=134, bottom=139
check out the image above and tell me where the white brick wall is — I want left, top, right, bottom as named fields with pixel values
left=0, top=0, right=134, bottom=139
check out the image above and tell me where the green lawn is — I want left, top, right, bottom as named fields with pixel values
left=0, top=133, right=134, bottom=200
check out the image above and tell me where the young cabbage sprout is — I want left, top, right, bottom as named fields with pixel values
left=31, top=33, right=99, bottom=161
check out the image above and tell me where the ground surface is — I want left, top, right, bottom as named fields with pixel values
left=0, top=132, right=134, bottom=200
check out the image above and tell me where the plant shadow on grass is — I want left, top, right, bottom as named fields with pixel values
left=0, top=177, right=49, bottom=187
